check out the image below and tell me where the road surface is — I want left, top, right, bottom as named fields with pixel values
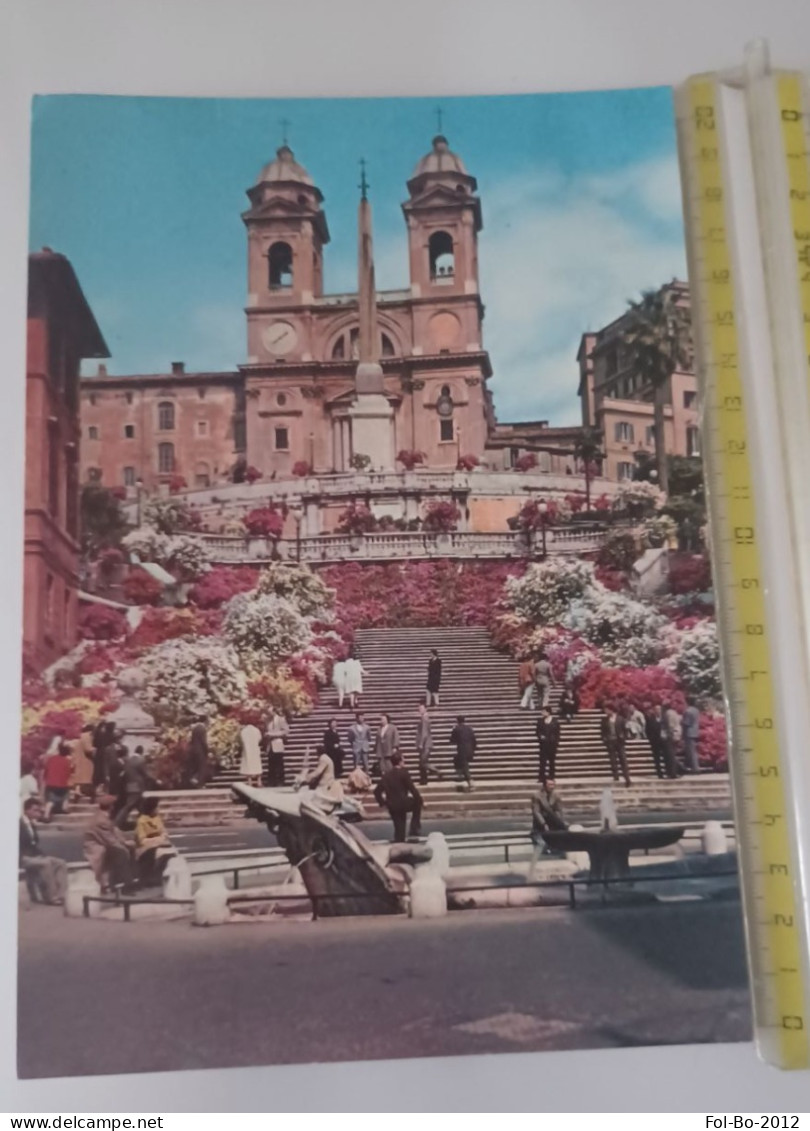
left=18, top=898, right=750, bottom=1079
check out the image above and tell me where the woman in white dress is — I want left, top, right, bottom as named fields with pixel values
left=239, top=721, right=263, bottom=787
left=265, top=710, right=290, bottom=787
left=344, top=654, right=369, bottom=710
left=332, top=658, right=348, bottom=708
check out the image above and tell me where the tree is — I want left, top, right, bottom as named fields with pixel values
left=79, top=484, right=129, bottom=556
left=573, top=427, right=603, bottom=511
left=620, top=284, right=691, bottom=496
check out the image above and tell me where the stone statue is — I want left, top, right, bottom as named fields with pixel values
left=106, top=666, right=158, bottom=758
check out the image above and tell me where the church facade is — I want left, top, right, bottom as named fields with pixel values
left=80, top=136, right=498, bottom=491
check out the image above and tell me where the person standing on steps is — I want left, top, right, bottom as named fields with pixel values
left=518, top=652, right=537, bottom=710
left=347, top=711, right=372, bottom=774
left=600, top=702, right=632, bottom=787
left=535, top=706, right=561, bottom=785
left=188, top=716, right=210, bottom=789
left=239, top=719, right=263, bottom=788
left=661, top=701, right=682, bottom=777
left=265, top=709, right=290, bottom=787
left=374, top=751, right=423, bottom=843
left=449, top=715, right=476, bottom=789
left=426, top=649, right=442, bottom=708
left=344, top=652, right=369, bottom=711
left=644, top=702, right=675, bottom=779
left=533, top=651, right=554, bottom=709
left=416, top=701, right=440, bottom=785
left=332, top=657, right=348, bottom=709
left=558, top=685, right=579, bottom=722
left=681, top=698, right=701, bottom=774
left=374, top=712, right=400, bottom=777
left=322, top=718, right=345, bottom=779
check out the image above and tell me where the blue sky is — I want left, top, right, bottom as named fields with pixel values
left=29, top=88, right=685, bottom=424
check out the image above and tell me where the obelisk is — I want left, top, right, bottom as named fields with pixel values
left=348, top=161, right=395, bottom=472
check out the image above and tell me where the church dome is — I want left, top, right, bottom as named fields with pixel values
left=411, top=135, right=469, bottom=179
left=255, top=145, right=315, bottom=187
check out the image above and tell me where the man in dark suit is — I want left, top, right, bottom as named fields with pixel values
left=644, top=703, right=672, bottom=779
left=449, top=715, right=477, bottom=788
left=19, top=798, right=68, bottom=904
left=600, top=703, right=632, bottom=786
left=535, top=706, right=561, bottom=784
left=374, top=752, right=423, bottom=842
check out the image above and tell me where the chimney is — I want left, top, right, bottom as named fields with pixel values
left=171, top=361, right=185, bottom=375
left=97, top=363, right=107, bottom=377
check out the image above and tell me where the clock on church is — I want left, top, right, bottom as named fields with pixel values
left=262, top=320, right=298, bottom=356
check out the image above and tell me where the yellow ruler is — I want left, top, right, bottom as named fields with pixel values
left=676, top=50, right=810, bottom=1069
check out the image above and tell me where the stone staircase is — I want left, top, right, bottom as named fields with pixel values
left=214, top=625, right=663, bottom=786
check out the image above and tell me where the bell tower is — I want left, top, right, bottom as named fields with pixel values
left=242, top=144, right=330, bottom=363
left=402, top=134, right=482, bottom=301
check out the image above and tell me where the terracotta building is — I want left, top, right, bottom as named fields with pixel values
left=80, top=136, right=494, bottom=492
left=577, top=280, right=699, bottom=481
left=25, top=250, right=108, bottom=667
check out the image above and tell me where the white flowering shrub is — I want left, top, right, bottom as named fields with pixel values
left=139, top=638, right=247, bottom=725
left=641, top=514, right=678, bottom=548
left=122, top=526, right=209, bottom=580
left=562, top=590, right=669, bottom=667
left=142, top=496, right=192, bottom=535
left=256, top=562, right=334, bottom=618
left=504, top=558, right=595, bottom=624
left=674, top=620, right=722, bottom=699
left=613, top=479, right=665, bottom=517
left=223, top=592, right=311, bottom=660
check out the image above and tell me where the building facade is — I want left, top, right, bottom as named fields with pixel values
left=25, top=250, right=108, bottom=667
left=577, top=281, right=699, bottom=481
left=80, top=136, right=495, bottom=492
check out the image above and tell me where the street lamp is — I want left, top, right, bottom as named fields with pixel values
left=538, top=500, right=549, bottom=560
left=291, top=504, right=303, bottom=563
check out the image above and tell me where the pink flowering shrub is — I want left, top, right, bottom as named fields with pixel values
left=514, top=452, right=538, bottom=472
left=78, top=604, right=127, bottom=641
left=669, top=552, right=712, bottom=595
left=397, top=449, right=426, bottom=471
left=457, top=454, right=480, bottom=472
left=123, top=569, right=164, bottom=606
left=243, top=506, right=284, bottom=539
left=698, top=712, right=728, bottom=770
left=189, top=565, right=259, bottom=609
left=422, top=500, right=461, bottom=533
left=576, top=664, right=685, bottom=712
left=292, top=460, right=312, bottom=478
left=245, top=465, right=262, bottom=484
left=336, top=504, right=377, bottom=536
left=169, top=474, right=187, bottom=494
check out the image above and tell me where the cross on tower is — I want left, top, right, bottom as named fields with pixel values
left=280, top=118, right=291, bottom=147
left=435, top=106, right=444, bottom=135
left=359, top=157, right=369, bottom=201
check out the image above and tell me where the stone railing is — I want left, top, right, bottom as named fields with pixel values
left=199, top=525, right=607, bottom=564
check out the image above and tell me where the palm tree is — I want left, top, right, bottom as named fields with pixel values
left=620, top=283, right=691, bottom=497
left=573, top=427, right=604, bottom=512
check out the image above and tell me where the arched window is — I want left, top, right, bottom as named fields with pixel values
left=158, top=442, right=175, bottom=474
left=269, top=242, right=293, bottom=289
left=331, top=327, right=396, bottom=360
left=331, top=336, right=345, bottom=360
left=381, top=333, right=395, bottom=357
left=429, top=231, right=455, bottom=281
left=158, top=401, right=175, bottom=431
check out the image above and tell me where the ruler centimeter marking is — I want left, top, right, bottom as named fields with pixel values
left=681, top=76, right=808, bottom=1067
left=779, top=74, right=810, bottom=431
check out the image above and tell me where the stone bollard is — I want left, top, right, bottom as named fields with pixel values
left=64, top=871, right=101, bottom=918
left=409, top=867, right=447, bottom=919
left=163, top=855, right=193, bottom=902
left=425, top=832, right=450, bottom=879
left=701, top=821, right=728, bottom=856
left=193, top=875, right=230, bottom=926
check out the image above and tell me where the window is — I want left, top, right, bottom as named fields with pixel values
left=88, top=426, right=98, bottom=440
left=158, top=442, right=175, bottom=473
left=276, top=393, right=287, bottom=407
left=429, top=231, right=454, bottom=280
left=197, top=420, right=208, bottom=436
left=123, top=466, right=136, bottom=487
left=66, top=451, right=78, bottom=537
left=440, top=419, right=455, bottom=443
left=687, top=425, right=701, bottom=457
left=381, top=333, right=395, bottom=358
left=332, top=329, right=396, bottom=359
left=47, top=422, right=59, bottom=518
left=274, top=426, right=290, bottom=451
left=158, top=401, right=175, bottom=431
left=645, top=425, right=655, bottom=446
left=538, top=451, right=551, bottom=473
left=268, top=242, right=293, bottom=289
left=126, top=392, right=133, bottom=405
left=441, top=384, right=451, bottom=398
left=604, top=347, right=619, bottom=379
left=331, top=336, right=345, bottom=360
left=614, top=421, right=634, bottom=443
left=684, top=390, right=697, bottom=409
left=617, top=461, right=635, bottom=480
left=124, top=424, right=135, bottom=439
left=87, top=467, right=102, bottom=483
left=234, top=416, right=246, bottom=452
left=194, top=462, right=211, bottom=488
